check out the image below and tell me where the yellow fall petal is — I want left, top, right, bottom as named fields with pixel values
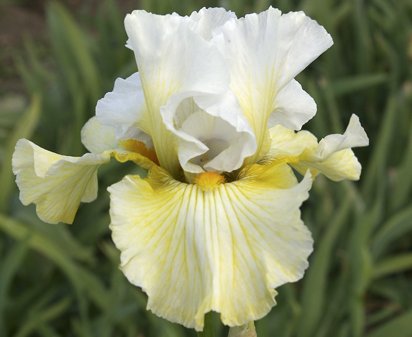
left=293, top=149, right=362, bottom=181
left=108, top=163, right=312, bottom=331
left=12, top=138, right=157, bottom=224
left=269, top=114, right=369, bottom=181
left=12, top=139, right=111, bottom=224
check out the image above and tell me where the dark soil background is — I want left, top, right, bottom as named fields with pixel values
left=0, top=0, right=136, bottom=94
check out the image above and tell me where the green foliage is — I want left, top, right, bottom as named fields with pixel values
left=0, top=0, right=411, bottom=336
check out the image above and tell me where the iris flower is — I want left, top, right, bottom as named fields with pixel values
left=12, top=7, right=368, bottom=332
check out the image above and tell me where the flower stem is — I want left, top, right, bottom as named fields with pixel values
left=197, top=314, right=215, bottom=337
left=228, top=322, right=257, bottom=337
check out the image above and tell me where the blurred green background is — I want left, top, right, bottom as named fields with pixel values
left=1, top=0, right=412, bottom=336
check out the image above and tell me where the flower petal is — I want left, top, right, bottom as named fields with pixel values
left=109, top=163, right=312, bottom=330
left=125, top=8, right=235, bottom=50
left=296, top=149, right=362, bottom=182
left=268, top=125, right=317, bottom=160
left=94, top=72, right=152, bottom=148
left=269, top=114, right=369, bottom=181
left=189, top=7, right=236, bottom=40
left=81, top=117, right=118, bottom=153
left=12, top=139, right=110, bottom=224
left=81, top=117, right=158, bottom=168
left=220, top=7, right=332, bottom=160
left=161, top=92, right=256, bottom=173
left=125, top=10, right=229, bottom=175
left=269, top=79, right=317, bottom=130
left=316, top=114, right=369, bottom=158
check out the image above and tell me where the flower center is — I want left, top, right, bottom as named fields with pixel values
left=119, top=139, right=159, bottom=164
left=192, top=138, right=230, bottom=166
left=194, top=171, right=225, bottom=191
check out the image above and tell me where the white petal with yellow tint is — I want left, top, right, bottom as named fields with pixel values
left=295, top=149, right=362, bottom=182
left=125, top=10, right=228, bottom=176
left=268, top=125, right=317, bottom=160
left=295, top=115, right=368, bottom=181
left=269, top=114, right=369, bottom=181
left=81, top=117, right=117, bottom=153
left=81, top=116, right=154, bottom=159
left=109, top=163, right=312, bottom=330
left=12, top=139, right=110, bottom=224
left=189, top=7, right=236, bottom=40
left=162, top=92, right=256, bottom=173
left=81, top=117, right=157, bottom=171
left=95, top=72, right=152, bottom=148
left=96, top=73, right=143, bottom=134
left=219, top=7, right=332, bottom=159
left=316, top=114, right=369, bottom=158
left=269, top=79, right=317, bottom=130
left=125, top=8, right=235, bottom=49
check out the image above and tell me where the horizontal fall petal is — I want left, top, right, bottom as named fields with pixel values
left=12, top=137, right=158, bottom=224
left=269, top=114, right=369, bottom=181
left=108, top=163, right=313, bottom=331
left=316, top=114, right=369, bottom=159
left=12, top=139, right=110, bottom=224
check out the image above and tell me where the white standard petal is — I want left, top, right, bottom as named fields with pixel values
left=219, top=7, right=333, bottom=159
left=269, top=79, right=317, bottom=130
left=95, top=72, right=152, bottom=148
left=161, top=92, right=256, bottom=173
left=81, top=117, right=117, bottom=153
left=12, top=139, right=110, bottom=224
left=109, top=164, right=312, bottom=331
left=125, top=10, right=229, bottom=175
left=189, top=7, right=236, bottom=40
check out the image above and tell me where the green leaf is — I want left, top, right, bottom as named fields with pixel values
left=372, top=206, right=412, bottom=258
left=373, top=253, right=412, bottom=279
left=0, top=214, right=109, bottom=310
left=0, top=240, right=29, bottom=336
left=329, top=73, right=387, bottom=96
left=297, top=198, right=352, bottom=337
left=14, top=297, right=71, bottom=337
left=367, top=310, right=412, bottom=337
left=48, top=2, right=100, bottom=101
left=0, top=94, right=41, bottom=212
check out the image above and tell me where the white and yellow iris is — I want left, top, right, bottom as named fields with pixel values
left=12, top=7, right=368, bottom=331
